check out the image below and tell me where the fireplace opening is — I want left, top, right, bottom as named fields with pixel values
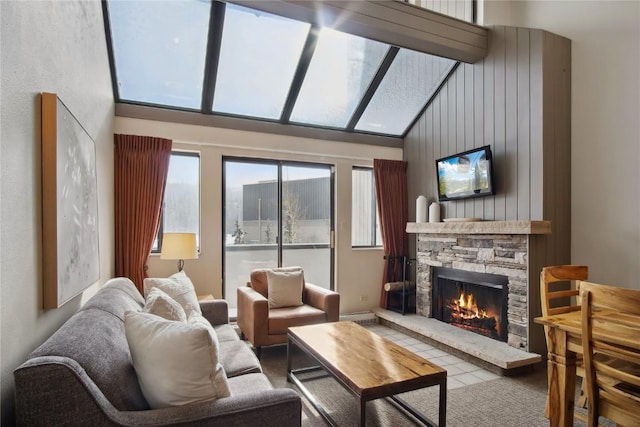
left=432, top=267, right=508, bottom=342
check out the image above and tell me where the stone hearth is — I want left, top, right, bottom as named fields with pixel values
left=373, top=308, right=540, bottom=375
left=407, top=220, right=551, bottom=354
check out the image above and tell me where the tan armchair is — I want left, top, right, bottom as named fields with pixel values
left=237, top=267, right=340, bottom=358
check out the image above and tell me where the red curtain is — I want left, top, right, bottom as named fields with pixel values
left=373, top=159, right=408, bottom=309
left=114, top=134, right=172, bottom=293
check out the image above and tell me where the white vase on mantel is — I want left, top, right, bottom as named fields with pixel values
left=429, top=202, right=441, bottom=223
left=416, top=195, right=427, bottom=223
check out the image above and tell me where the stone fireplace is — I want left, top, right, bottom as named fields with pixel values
left=407, top=220, right=551, bottom=354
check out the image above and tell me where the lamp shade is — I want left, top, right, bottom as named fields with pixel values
left=160, top=233, right=197, bottom=260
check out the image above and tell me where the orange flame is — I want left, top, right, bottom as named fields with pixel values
left=455, top=291, right=488, bottom=319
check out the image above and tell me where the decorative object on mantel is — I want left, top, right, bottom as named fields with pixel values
left=428, top=202, right=441, bottom=223
left=443, top=217, right=482, bottom=222
left=416, top=195, right=427, bottom=223
left=41, top=92, right=100, bottom=309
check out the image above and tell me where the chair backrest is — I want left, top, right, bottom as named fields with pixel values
left=540, top=265, right=588, bottom=316
left=580, top=281, right=640, bottom=427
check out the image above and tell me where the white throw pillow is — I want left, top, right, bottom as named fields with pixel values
left=124, top=311, right=231, bottom=409
left=267, top=269, right=304, bottom=309
left=143, top=287, right=187, bottom=322
left=187, top=311, right=221, bottom=361
left=143, top=271, right=201, bottom=317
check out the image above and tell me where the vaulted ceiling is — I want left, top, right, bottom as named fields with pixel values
left=103, top=0, right=485, bottom=144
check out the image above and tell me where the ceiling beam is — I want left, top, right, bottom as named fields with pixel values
left=226, top=0, right=488, bottom=63
left=115, top=103, right=404, bottom=148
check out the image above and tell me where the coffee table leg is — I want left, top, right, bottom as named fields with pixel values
left=286, top=335, right=292, bottom=382
left=359, top=398, right=366, bottom=427
left=388, top=377, right=447, bottom=427
left=439, top=377, right=447, bottom=427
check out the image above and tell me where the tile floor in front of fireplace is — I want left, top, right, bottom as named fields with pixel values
left=362, top=323, right=501, bottom=390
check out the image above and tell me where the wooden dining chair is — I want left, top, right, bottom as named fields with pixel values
left=580, top=281, right=640, bottom=427
left=540, top=265, right=589, bottom=406
left=540, top=265, right=590, bottom=417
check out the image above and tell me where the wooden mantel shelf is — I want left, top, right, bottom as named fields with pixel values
left=406, top=220, right=551, bottom=235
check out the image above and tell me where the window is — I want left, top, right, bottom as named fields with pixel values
left=290, top=28, right=388, bottom=127
left=213, top=4, right=310, bottom=119
left=107, top=0, right=210, bottom=109
left=223, top=158, right=334, bottom=307
left=352, top=167, right=381, bottom=247
left=153, top=152, right=200, bottom=252
left=105, top=0, right=459, bottom=138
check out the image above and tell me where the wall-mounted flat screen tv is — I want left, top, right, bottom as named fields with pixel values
left=436, top=145, right=496, bottom=202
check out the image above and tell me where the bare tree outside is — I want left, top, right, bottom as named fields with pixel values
left=264, top=220, right=273, bottom=243
left=232, top=217, right=247, bottom=244
left=282, top=187, right=304, bottom=244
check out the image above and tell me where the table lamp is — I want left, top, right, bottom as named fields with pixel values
left=160, top=232, right=197, bottom=272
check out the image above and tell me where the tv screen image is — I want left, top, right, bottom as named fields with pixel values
left=436, top=146, right=495, bottom=201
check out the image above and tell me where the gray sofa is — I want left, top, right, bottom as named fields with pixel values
left=14, top=278, right=301, bottom=426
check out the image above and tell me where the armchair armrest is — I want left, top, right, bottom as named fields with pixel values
left=237, top=286, right=269, bottom=347
left=303, top=283, right=340, bottom=322
left=200, top=299, right=229, bottom=326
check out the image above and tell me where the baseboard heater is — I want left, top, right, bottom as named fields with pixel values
left=339, top=311, right=377, bottom=325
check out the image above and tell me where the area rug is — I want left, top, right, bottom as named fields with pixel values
left=259, top=345, right=589, bottom=427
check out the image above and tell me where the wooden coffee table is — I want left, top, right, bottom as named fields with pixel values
left=287, top=321, right=447, bottom=426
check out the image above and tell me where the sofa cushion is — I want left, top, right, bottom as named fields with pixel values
left=267, top=269, right=304, bottom=309
left=143, top=287, right=187, bottom=322
left=215, top=324, right=241, bottom=343
left=218, top=341, right=262, bottom=377
left=249, top=266, right=303, bottom=298
left=143, top=271, right=201, bottom=317
left=227, top=372, right=274, bottom=396
left=124, top=311, right=231, bottom=409
left=268, top=305, right=327, bottom=335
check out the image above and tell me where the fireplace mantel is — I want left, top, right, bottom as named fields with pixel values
left=406, top=220, right=551, bottom=235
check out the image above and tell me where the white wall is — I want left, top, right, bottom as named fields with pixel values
left=482, top=0, right=640, bottom=288
left=114, top=117, right=402, bottom=313
left=0, top=1, right=114, bottom=423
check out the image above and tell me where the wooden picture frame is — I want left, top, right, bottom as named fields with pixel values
left=41, top=93, right=100, bottom=309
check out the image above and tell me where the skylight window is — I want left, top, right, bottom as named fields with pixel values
left=212, top=4, right=310, bottom=119
left=356, top=49, right=455, bottom=135
left=290, top=28, right=389, bottom=128
left=105, top=0, right=463, bottom=138
left=108, top=0, right=209, bottom=110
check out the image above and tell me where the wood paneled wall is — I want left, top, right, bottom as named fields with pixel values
left=405, top=26, right=570, bottom=227
left=403, top=26, right=571, bottom=353
left=412, top=0, right=473, bottom=22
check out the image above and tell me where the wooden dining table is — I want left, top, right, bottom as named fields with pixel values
left=534, top=308, right=640, bottom=427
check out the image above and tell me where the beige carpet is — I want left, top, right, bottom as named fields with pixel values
left=259, top=345, right=559, bottom=427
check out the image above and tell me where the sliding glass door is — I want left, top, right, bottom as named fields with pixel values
left=223, top=158, right=334, bottom=308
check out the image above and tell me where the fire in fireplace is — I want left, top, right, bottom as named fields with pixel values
left=432, top=267, right=508, bottom=342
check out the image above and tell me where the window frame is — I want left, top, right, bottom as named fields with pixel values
left=152, top=151, right=201, bottom=254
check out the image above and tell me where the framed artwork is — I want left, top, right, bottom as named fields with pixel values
left=41, top=93, right=100, bottom=309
